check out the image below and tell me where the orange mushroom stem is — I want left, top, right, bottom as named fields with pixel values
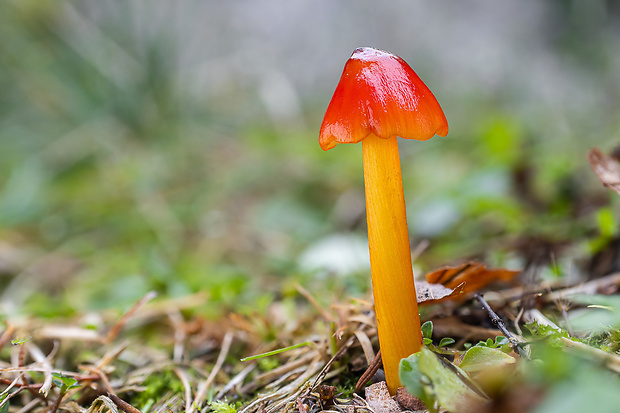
left=319, top=47, right=448, bottom=393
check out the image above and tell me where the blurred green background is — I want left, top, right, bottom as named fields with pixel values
left=0, top=0, right=618, bottom=319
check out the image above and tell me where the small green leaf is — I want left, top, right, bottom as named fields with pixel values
left=400, top=347, right=487, bottom=413
left=210, top=401, right=237, bottom=413
left=459, top=346, right=516, bottom=373
left=439, top=337, right=455, bottom=347
left=11, top=337, right=31, bottom=345
left=399, top=352, right=432, bottom=409
left=421, top=321, right=433, bottom=339
left=52, top=373, right=80, bottom=392
left=423, top=338, right=433, bottom=346
left=401, top=359, right=413, bottom=372
left=495, top=336, right=508, bottom=346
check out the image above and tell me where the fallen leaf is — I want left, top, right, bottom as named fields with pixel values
left=416, top=280, right=465, bottom=305
left=425, top=262, right=520, bottom=296
left=588, top=147, right=620, bottom=196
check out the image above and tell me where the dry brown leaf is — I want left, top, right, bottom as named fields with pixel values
left=589, top=147, right=620, bottom=195
left=416, top=280, right=466, bottom=305
left=426, top=262, right=520, bottom=296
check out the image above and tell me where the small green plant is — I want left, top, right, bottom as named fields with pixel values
left=131, top=370, right=184, bottom=412
left=464, top=335, right=511, bottom=353
left=52, top=373, right=81, bottom=393
left=209, top=401, right=237, bottom=413
left=10, top=337, right=31, bottom=346
left=399, top=347, right=487, bottom=413
left=420, top=321, right=456, bottom=350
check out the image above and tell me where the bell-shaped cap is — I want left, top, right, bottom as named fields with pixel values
left=319, top=47, right=449, bottom=151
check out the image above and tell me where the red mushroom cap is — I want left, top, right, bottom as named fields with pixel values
left=319, top=47, right=449, bottom=151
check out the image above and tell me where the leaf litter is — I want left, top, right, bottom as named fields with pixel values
left=1, top=263, right=620, bottom=413
left=2, top=148, right=620, bottom=412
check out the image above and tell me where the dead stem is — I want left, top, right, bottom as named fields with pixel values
left=107, top=393, right=143, bottom=413
left=355, top=350, right=382, bottom=393
left=16, top=342, right=40, bottom=400
left=475, top=293, right=530, bottom=360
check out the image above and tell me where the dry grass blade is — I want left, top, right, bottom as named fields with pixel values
left=353, top=330, right=375, bottom=365
left=106, top=291, right=158, bottom=343
left=168, top=310, right=187, bottom=363
left=95, top=341, right=130, bottom=370
left=0, top=373, right=26, bottom=404
left=26, top=341, right=55, bottom=396
left=242, top=356, right=324, bottom=413
left=249, top=352, right=318, bottom=388
left=15, top=398, right=41, bottom=413
left=215, top=363, right=256, bottom=401
left=191, top=331, right=234, bottom=413
left=173, top=368, right=193, bottom=413
left=309, top=335, right=356, bottom=392
left=295, top=283, right=334, bottom=322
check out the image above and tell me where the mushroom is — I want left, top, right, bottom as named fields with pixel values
left=319, top=47, right=448, bottom=393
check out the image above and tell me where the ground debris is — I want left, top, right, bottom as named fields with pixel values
left=589, top=147, right=620, bottom=196
left=364, top=382, right=402, bottom=413
left=394, top=387, right=427, bottom=412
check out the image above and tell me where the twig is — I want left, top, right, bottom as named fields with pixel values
left=15, top=341, right=41, bottom=400
left=0, top=373, right=27, bottom=410
left=355, top=350, right=382, bottom=393
left=0, top=379, right=43, bottom=389
left=47, top=389, right=65, bottom=413
left=474, top=293, right=530, bottom=360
